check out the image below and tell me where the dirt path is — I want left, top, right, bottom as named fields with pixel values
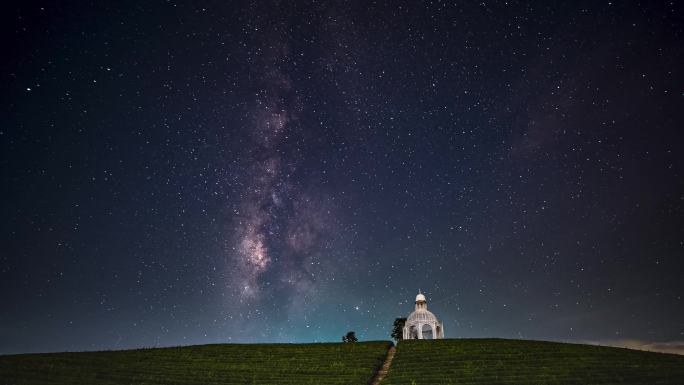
left=370, top=346, right=396, bottom=385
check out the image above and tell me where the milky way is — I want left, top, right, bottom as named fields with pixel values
left=231, top=70, right=292, bottom=298
left=229, top=11, right=332, bottom=304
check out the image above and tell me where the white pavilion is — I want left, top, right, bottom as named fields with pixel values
left=402, top=290, right=444, bottom=339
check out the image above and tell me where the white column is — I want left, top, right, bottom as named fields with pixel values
left=417, top=324, right=423, bottom=339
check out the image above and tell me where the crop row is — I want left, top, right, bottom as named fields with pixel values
left=0, top=341, right=391, bottom=385
left=380, top=339, right=684, bottom=385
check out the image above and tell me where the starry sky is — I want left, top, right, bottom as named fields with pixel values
left=2, top=1, right=683, bottom=355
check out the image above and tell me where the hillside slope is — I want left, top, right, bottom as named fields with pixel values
left=0, top=341, right=391, bottom=385
left=381, top=338, right=684, bottom=385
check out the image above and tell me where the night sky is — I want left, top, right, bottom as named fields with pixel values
left=2, top=1, right=683, bottom=355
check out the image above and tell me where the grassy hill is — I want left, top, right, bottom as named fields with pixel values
left=380, top=338, right=684, bottom=385
left=2, top=338, right=683, bottom=385
left=0, top=341, right=391, bottom=385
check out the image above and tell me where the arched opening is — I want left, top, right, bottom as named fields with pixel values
left=409, top=325, right=418, bottom=339
left=421, top=324, right=433, bottom=339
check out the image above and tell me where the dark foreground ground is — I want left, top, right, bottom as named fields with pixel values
left=1, top=338, right=683, bottom=385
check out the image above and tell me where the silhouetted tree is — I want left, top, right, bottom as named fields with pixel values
left=342, top=331, right=358, bottom=343
left=391, top=317, right=407, bottom=342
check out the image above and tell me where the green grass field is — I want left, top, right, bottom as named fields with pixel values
left=3, top=338, right=683, bottom=385
left=0, top=341, right=391, bottom=385
left=380, top=338, right=684, bottom=385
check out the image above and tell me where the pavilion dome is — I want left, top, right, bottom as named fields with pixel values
left=407, top=308, right=438, bottom=323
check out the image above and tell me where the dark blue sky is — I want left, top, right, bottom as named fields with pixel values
left=2, top=1, right=683, bottom=354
